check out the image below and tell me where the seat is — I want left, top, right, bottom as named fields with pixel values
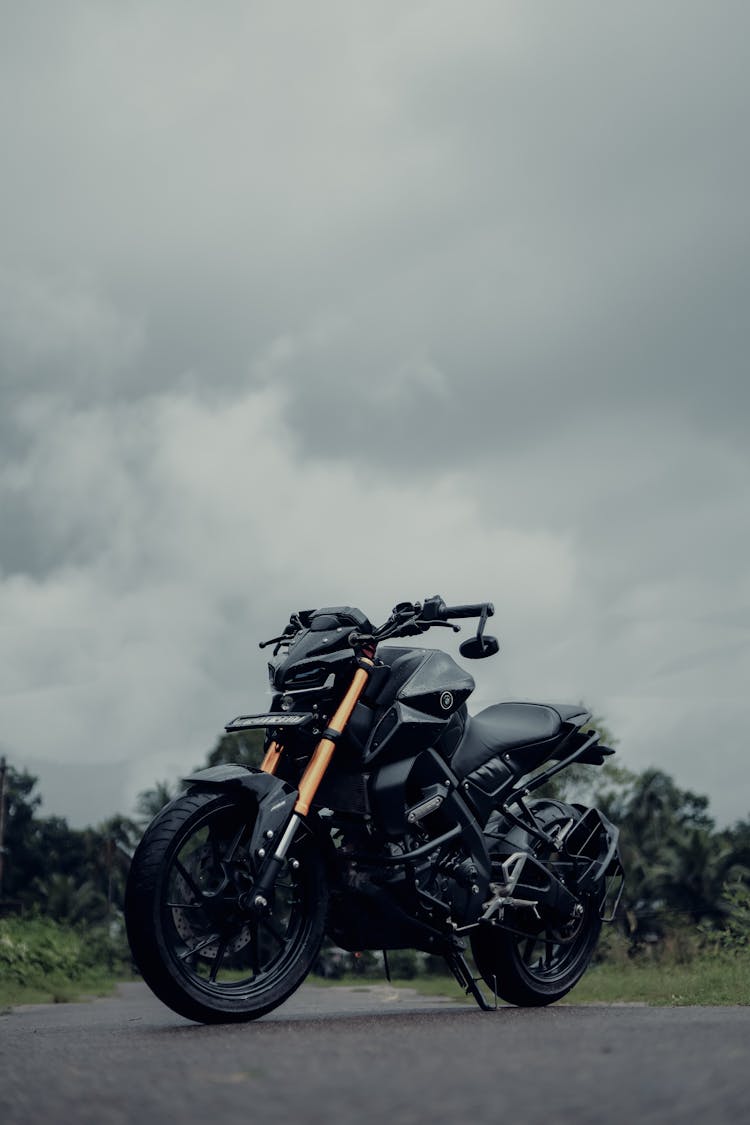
left=450, top=702, right=564, bottom=779
left=544, top=702, right=590, bottom=724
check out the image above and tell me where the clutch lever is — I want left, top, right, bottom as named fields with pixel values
left=391, top=617, right=460, bottom=638
left=259, top=622, right=299, bottom=654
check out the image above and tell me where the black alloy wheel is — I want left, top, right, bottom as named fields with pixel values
left=471, top=896, right=602, bottom=1006
left=125, top=790, right=327, bottom=1023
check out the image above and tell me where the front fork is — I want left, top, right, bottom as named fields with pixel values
left=246, top=653, right=374, bottom=910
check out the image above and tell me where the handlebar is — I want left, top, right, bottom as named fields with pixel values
left=261, top=596, right=495, bottom=652
left=348, top=596, right=494, bottom=647
left=437, top=601, right=494, bottom=621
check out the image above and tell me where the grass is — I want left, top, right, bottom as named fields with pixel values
left=0, top=915, right=133, bottom=1011
left=4, top=959, right=748, bottom=1011
left=310, top=951, right=750, bottom=1007
left=0, top=969, right=127, bottom=1011
left=567, top=954, right=750, bottom=1006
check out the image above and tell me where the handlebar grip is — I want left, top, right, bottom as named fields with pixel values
left=439, top=602, right=494, bottom=620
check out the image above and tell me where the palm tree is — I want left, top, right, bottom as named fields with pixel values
left=33, top=872, right=108, bottom=926
left=135, top=781, right=178, bottom=826
left=85, top=815, right=141, bottom=917
left=657, top=828, right=749, bottom=925
left=596, top=768, right=721, bottom=938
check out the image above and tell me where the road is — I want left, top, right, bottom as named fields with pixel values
left=1, top=982, right=748, bottom=1125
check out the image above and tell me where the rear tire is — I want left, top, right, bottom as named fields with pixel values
left=125, top=790, right=327, bottom=1023
left=471, top=896, right=601, bottom=1006
left=471, top=798, right=603, bottom=1006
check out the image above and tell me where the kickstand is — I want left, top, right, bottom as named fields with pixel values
left=444, top=948, right=498, bottom=1012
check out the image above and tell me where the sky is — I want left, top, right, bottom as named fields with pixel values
left=1, top=2, right=748, bottom=828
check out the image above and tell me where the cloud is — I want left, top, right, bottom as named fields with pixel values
left=0, top=2, right=748, bottom=826
left=1, top=378, right=581, bottom=821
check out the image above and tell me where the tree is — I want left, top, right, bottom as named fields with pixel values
left=133, top=732, right=265, bottom=825
left=1, top=766, right=41, bottom=900
left=134, top=781, right=178, bottom=825
left=0, top=763, right=141, bottom=926
left=83, top=815, right=140, bottom=919
left=206, top=730, right=265, bottom=769
left=657, top=827, right=748, bottom=925
left=725, top=818, right=750, bottom=870
left=32, top=872, right=109, bottom=927
left=592, top=767, right=742, bottom=940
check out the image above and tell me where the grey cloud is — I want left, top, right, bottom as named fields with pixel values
left=265, top=5, right=750, bottom=467
left=1, top=2, right=748, bottom=826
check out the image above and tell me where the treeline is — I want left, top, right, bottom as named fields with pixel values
left=1, top=726, right=749, bottom=964
left=0, top=730, right=265, bottom=925
left=572, top=765, right=750, bottom=946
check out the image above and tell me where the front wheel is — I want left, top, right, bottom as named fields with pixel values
left=125, top=790, right=328, bottom=1023
left=471, top=896, right=601, bottom=1006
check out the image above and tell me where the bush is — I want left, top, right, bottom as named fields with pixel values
left=0, top=917, right=82, bottom=985
left=0, top=915, right=127, bottom=988
left=701, top=880, right=750, bottom=956
left=720, top=881, right=750, bottom=953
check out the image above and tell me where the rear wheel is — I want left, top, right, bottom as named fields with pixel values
left=125, top=790, right=327, bottom=1023
left=471, top=896, right=601, bottom=1006
left=471, top=799, right=603, bottom=1006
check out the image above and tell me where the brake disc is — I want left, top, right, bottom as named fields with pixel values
left=171, top=844, right=253, bottom=958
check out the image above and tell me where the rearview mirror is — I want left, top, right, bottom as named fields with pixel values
left=459, top=635, right=500, bottom=660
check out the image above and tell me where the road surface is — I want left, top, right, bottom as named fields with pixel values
left=1, top=982, right=748, bottom=1124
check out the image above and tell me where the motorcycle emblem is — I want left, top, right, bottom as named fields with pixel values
left=440, top=691, right=454, bottom=711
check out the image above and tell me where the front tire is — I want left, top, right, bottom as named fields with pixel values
left=125, top=790, right=327, bottom=1023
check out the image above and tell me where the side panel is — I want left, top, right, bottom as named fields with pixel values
left=362, top=701, right=446, bottom=765
left=396, top=649, right=475, bottom=718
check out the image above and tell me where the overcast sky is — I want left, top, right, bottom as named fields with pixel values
left=1, top=2, right=748, bottom=828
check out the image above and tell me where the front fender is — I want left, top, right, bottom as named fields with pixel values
left=183, top=765, right=298, bottom=860
left=183, top=763, right=288, bottom=793
left=181, top=765, right=336, bottom=874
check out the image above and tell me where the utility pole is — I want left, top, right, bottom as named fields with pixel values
left=0, top=756, right=7, bottom=900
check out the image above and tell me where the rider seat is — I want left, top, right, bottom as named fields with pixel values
left=450, top=702, right=582, bottom=779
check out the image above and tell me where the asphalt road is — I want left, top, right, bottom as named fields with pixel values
left=1, top=982, right=749, bottom=1125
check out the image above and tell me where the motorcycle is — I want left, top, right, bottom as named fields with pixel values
left=125, top=596, right=623, bottom=1023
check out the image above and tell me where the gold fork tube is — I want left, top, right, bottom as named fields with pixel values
left=260, top=740, right=282, bottom=775
left=294, top=661, right=373, bottom=816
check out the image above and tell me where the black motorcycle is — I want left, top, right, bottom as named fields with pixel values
left=125, top=596, right=623, bottom=1022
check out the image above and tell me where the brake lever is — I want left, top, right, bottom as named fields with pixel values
left=351, top=609, right=459, bottom=648
left=259, top=634, right=288, bottom=650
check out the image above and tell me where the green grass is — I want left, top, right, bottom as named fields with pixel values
left=5, top=955, right=748, bottom=1012
left=566, top=954, right=750, bottom=1006
left=0, top=915, right=132, bottom=1011
left=311, top=952, right=750, bottom=1007
left=0, top=969, right=127, bottom=1011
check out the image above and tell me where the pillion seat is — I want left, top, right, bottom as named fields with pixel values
left=450, top=702, right=588, bottom=779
